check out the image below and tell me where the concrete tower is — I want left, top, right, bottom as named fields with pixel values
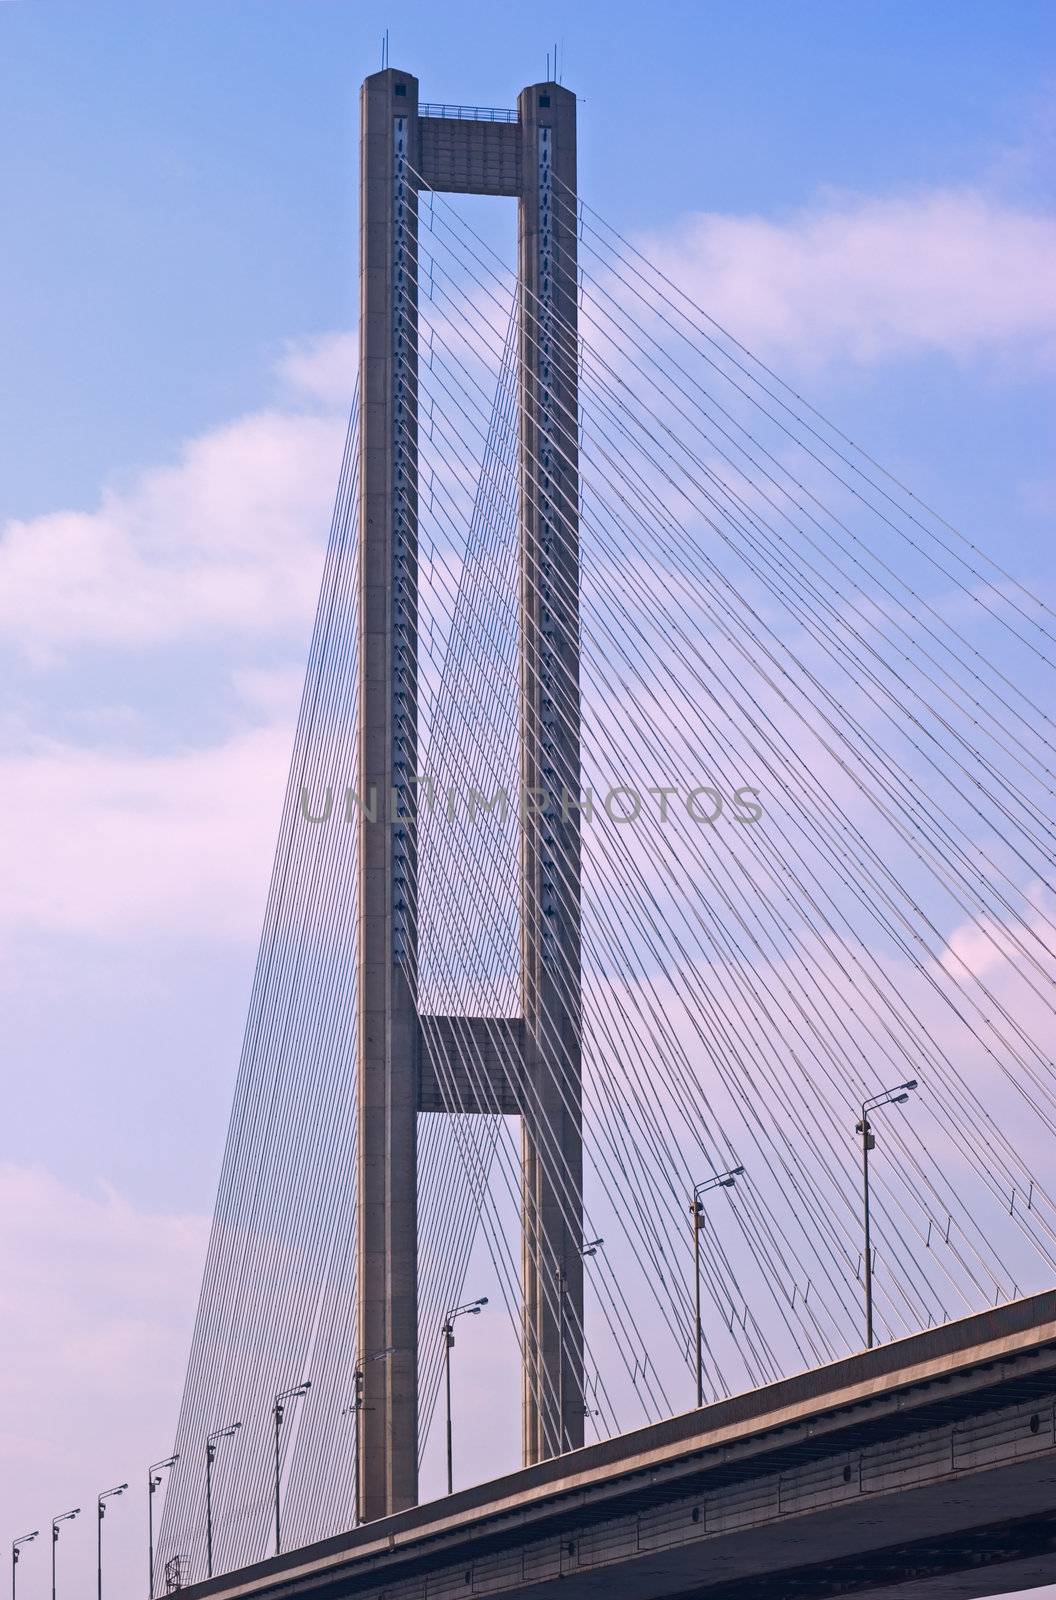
left=356, top=69, right=582, bottom=1520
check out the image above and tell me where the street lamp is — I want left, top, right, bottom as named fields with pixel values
left=97, top=1484, right=127, bottom=1600
left=50, top=1510, right=79, bottom=1600
left=148, top=1456, right=178, bottom=1600
left=273, top=1382, right=311, bottom=1555
left=343, top=1348, right=396, bottom=1527
left=690, top=1168, right=744, bottom=1407
left=556, top=1239, right=604, bottom=1453
left=442, top=1299, right=488, bottom=1495
left=12, top=1532, right=37, bottom=1600
left=205, top=1421, right=242, bottom=1578
left=857, top=1081, right=918, bottom=1348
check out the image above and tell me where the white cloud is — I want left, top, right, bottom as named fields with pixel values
left=0, top=409, right=343, bottom=658
left=938, top=888, right=1051, bottom=983
left=278, top=330, right=358, bottom=408
left=636, top=187, right=1056, bottom=368
left=0, top=1165, right=206, bottom=1594
left=0, top=722, right=292, bottom=942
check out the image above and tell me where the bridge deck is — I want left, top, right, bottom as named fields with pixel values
left=181, top=1290, right=1056, bottom=1600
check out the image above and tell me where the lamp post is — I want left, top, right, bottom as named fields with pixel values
left=556, top=1239, right=603, bottom=1453
left=343, top=1348, right=395, bottom=1528
left=205, top=1422, right=241, bottom=1578
left=12, top=1532, right=37, bottom=1600
left=690, top=1168, right=744, bottom=1407
left=97, top=1484, right=127, bottom=1600
left=273, top=1382, right=311, bottom=1555
left=50, top=1510, right=79, bottom=1600
left=857, top=1081, right=918, bottom=1347
left=148, top=1456, right=178, bottom=1600
left=442, top=1299, right=488, bottom=1494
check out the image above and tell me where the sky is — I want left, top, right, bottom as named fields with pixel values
left=1, top=1, right=1055, bottom=1596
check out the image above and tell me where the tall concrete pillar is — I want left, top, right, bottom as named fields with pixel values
left=355, top=73, right=583, bottom=1508
left=517, top=82, right=584, bottom=1465
left=357, top=65, right=420, bottom=1520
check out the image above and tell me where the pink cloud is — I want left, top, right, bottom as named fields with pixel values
left=0, top=722, right=292, bottom=943
left=0, top=409, right=344, bottom=658
left=635, top=188, right=1056, bottom=368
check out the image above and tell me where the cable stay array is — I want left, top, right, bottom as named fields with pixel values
left=154, top=177, right=1055, bottom=1588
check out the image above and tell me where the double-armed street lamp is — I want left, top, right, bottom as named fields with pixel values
left=442, top=1299, right=488, bottom=1494
left=11, top=1532, right=37, bottom=1600
left=148, top=1456, right=178, bottom=1599
left=96, top=1484, right=127, bottom=1600
left=50, top=1510, right=79, bottom=1600
left=857, top=1081, right=918, bottom=1347
left=273, top=1383, right=311, bottom=1555
left=343, top=1348, right=396, bottom=1527
left=556, top=1239, right=604, bottom=1453
left=690, top=1168, right=744, bottom=1407
left=205, top=1422, right=242, bottom=1578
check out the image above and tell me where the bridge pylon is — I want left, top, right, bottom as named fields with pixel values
left=356, top=68, right=583, bottom=1519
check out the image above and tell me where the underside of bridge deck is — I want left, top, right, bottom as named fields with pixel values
left=176, top=1291, right=1056, bottom=1600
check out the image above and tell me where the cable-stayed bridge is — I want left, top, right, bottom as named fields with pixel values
left=150, top=68, right=1056, bottom=1600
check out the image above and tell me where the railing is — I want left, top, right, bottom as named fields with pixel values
left=419, top=102, right=517, bottom=123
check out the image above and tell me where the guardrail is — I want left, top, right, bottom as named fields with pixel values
left=419, top=102, right=517, bottom=123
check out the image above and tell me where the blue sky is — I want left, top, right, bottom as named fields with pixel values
left=3, top=0, right=1053, bottom=519
left=1, top=2, right=1055, bottom=1596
